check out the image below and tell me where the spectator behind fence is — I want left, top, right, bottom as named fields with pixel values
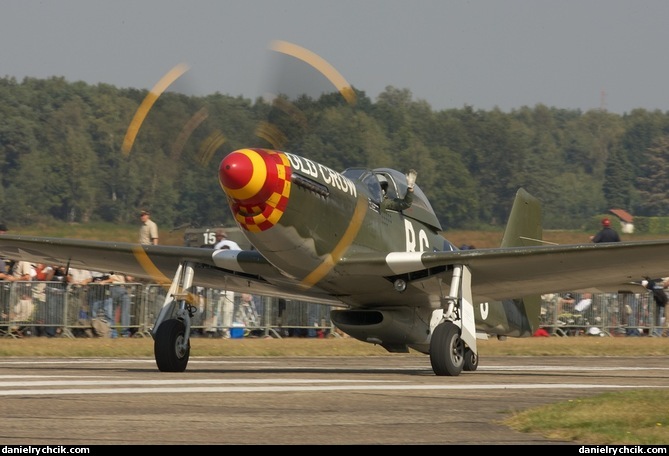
left=237, top=293, right=264, bottom=337
left=67, top=268, right=95, bottom=329
left=574, top=292, right=593, bottom=313
left=0, top=256, right=35, bottom=337
left=620, top=291, right=642, bottom=336
left=0, top=222, right=9, bottom=280
left=213, top=230, right=240, bottom=336
left=556, top=292, right=576, bottom=315
left=92, top=272, right=134, bottom=337
left=67, top=268, right=93, bottom=286
left=52, top=265, right=67, bottom=283
left=4, top=260, right=34, bottom=282
left=33, top=263, right=63, bottom=337
left=1, top=295, right=34, bottom=337
left=6, top=261, right=35, bottom=329
left=642, top=277, right=668, bottom=337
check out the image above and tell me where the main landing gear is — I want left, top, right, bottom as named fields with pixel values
left=429, top=265, right=478, bottom=376
left=151, top=262, right=196, bottom=372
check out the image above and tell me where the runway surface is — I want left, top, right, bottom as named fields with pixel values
left=0, top=355, right=668, bottom=445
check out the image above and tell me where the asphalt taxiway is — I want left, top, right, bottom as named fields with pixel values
left=0, top=355, right=667, bottom=445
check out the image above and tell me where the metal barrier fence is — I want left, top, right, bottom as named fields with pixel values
left=1, top=281, right=665, bottom=338
left=540, top=291, right=666, bottom=337
left=0, top=281, right=335, bottom=338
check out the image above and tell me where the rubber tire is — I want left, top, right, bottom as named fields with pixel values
left=154, top=319, right=190, bottom=372
left=463, top=347, right=478, bottom=371
left=429, top=321, right=464, bottom=376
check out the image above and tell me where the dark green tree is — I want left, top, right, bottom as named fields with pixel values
left=636, top=135, right=669, bottom=215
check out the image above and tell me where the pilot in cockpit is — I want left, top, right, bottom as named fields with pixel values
left=378, top=169, right=417, bottom=212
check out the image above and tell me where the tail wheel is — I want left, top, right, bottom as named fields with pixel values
left=429, top=321, right=464, bottom=376
left=154, top=319, right=190, bottom=372
left=464, top=347, right=478, bottom=371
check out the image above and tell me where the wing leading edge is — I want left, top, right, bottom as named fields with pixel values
left=0, top=235, right=342, bottom=306
left=0, top=234, right=665, bottom=305
left=338, top=240, right=668, bottom=302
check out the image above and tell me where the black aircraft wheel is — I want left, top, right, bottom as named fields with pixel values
left=154, top=319, right=190, bottom=372
left=429, top=321, right=464, bottom=376
left=463, top=347, right=478, bottom=371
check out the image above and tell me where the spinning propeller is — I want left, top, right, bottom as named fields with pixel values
left=120, top=40, right=358, bottom=284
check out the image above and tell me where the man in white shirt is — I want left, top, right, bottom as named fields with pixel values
left=4, top=260, right=34, bottom=282
left=574, top=293, right=592, bottom=312
left=213, top=229, right=241, bottom=250
left=67, top=268, right=93, bottom=285
left=212, top=229, right=240, bottom=337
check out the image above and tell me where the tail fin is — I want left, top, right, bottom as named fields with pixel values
left=501, top=188, right=543, bottom=334
left=501, top=188, right=542, bottom=248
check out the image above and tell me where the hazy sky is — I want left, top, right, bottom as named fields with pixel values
left=3, top=0, right=669, bottom=114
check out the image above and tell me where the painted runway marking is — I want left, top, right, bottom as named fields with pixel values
left=0, top=359, right=273, bottom=365
left=479, top=365, right=669, bottom=372
left=0, top=382, right=660, bottom=397
left=1, top=358, right=666, bottom=397
left=1, top=367, right=667, bottom=396
left=1, top=358, right=669, bottom=373
left=0, top=378, right=391, bottom=387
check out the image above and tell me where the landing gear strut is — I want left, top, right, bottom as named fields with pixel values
left=151, top=262, right=197, bottom=372
left=429, top=265, right=478, bottom=376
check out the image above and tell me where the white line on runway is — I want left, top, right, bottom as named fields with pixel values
left=1, top=358, right=668, bottom=373
left=479, top=365, right=669, bottom=372
left=0, top=359, right=273, bottom=365
left=0, top=378, right=394, bottom=387
left=0, top=383, right=660, bottom=397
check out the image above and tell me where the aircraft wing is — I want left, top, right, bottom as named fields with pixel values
left=446, top=241, right=669, bottom=299
left=339, top=240, right=669, bottom=301
left=0, top=235, right=665, bottom=306
left=0, top=235, right=343, bottom=306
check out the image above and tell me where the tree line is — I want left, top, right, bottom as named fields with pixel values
left=1, top=75, right=669, bottom=232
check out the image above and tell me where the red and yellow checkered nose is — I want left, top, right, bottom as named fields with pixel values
left=218, top=148, right=291, bottom=232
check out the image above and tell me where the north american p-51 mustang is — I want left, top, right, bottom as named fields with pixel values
left=2, top=42, right=669, bottom=376
left=2, top=148, right=669, bottom=376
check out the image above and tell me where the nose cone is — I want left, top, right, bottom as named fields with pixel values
left=219, top=148, right=292, bottom=230
left=219, top=148, right=269, bottom=206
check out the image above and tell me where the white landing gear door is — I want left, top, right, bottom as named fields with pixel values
left=460, top=265, right=476, bottom=355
